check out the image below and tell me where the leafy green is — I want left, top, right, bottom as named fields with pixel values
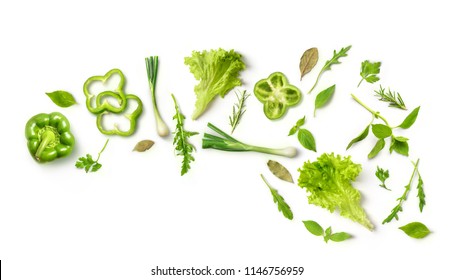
left=346, top=125, right=370, bottom=150
left=383, top=159, right=420, bottom=224
left=308, top=45, right=351, bottom=94
left=298, top=153, right=373, bottom=230
left=261, top=174, right=293, bottom=220
left=374, top=85, right=407, bottom=110
left=314, top=84, right=336, bottom=116
left=171, top=94, right=199, bottom=176
left=302, top=220, right=352, bottom=243
left=371, top=124, right=392, bottom=139
left=229, top=90, right=250, bottom=133
left=368, top=138, right=385, bottom=159
left=415, top=162, right=425, bottom=212
left=289, top=116, right=317, bottom=152
left=184, top=48, right=246, bottom=120
left=299, top=47, right=319, bottom=80
left=46, top=90, right=77, bottom=107
left=75, top=139, right=109, bottom=173
left=398, top=106, right=420, bottom=129
left=375, top=166, right=390, bottom=190
left=399, top=222, right=431, bottom=239
left=358, top=60, right=381, bottom=87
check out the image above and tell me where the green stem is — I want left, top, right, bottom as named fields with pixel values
left=357, top=78, right=364, bottom=88
left=351, top=94, right=390, bottom=126
left=35, top=130, right=55, bottom=159
left=96, top=139, right=109, bottom=162
left=146, top=56, right=169, bottom=137
left=307, top=71, right=322, bottom=94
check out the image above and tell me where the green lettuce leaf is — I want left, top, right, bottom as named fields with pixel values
left=184, top=48, right=246, bottom=120
left=297, top=153, right=373, bottom=230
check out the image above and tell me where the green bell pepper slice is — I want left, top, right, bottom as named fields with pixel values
left=83, top=68, right=127, bottom=114
left=96, top=94, right=143, bottom=136
left=25, top=112, right=75, bottom=163
left=254, top=72, right=302, bottom=120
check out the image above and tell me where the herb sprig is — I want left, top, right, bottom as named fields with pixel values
left=75, top=139, right=109, bottom=173
left=288, top=116, right=316, bottom=152
left=375, top=166, right=390, bottom=190
left=302, top=220, right=352, bottom=243
left=229, top=90, right=250, bottom=134
left=358, top=60, right=381, bottom=87
left=171, top=94, right=198, bottom=176
left=261, top=174, right=293, bottom=220
left=374, top=85, right=407, bottom=110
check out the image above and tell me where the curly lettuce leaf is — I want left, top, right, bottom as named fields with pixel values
left=184, top=48, right=246, bottom=120
left=297, top=153, right=373, bottom=230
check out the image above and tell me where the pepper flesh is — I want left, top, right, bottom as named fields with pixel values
left=25, top=112, right=75, bottom=162
left=254, top=72, right=302, bottom=120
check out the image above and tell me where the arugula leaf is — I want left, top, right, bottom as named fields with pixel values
left=298, top=153, right=373, bottom=230
left=414, top=161, right=426, bottom=212
left=358, top=60, right=381, bottom=87
left=75, top=139, right=109, bottom=173
left=308, top=45, right=352, bottom=94
left=399, top=222, right=431, bottom=239
left=184, top=48, right=245, bottom=120
left=314, top=84, right=336, bottom=116
left=261, top=174, right=293, bottom=220
left=171, top=94, right=199, bottom=176
left=375, top=166, right=390, bottom=190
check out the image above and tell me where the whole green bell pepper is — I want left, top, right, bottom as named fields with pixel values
left=25, top=112, right=75, bottom=163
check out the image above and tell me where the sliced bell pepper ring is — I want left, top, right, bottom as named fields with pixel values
left=25, top=112, right=75, bottom=163
left=83, top=68, right=127, bottom=114
left=254, top=72, right=302, bottom=120
left=95, top=94, right=143, bottom=136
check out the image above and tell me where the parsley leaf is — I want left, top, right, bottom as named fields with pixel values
left=75, top=139, right=109, bottom=173
left=358, top=60, right=381, bottom=87
left=375, top=166, right=391, bottom=190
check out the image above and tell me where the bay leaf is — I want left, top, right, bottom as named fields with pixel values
left=133, top=140, right=155, bottom=152
left=267, top=160, right=294, bottom=183
left=299, top=47, right=319, bottom=80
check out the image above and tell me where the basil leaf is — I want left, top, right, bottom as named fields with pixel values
left=329, top=232, right=352, bottom=242
left=299, top=47, right=319, bottom=80
left=46, top=90, right=77, bottom=107
left=302, top=220, right=324, bottom=236
left=314, top=85, right=336, bottom=116
left=324, top=226, right=332, bottom=243
left=371, top=124, right=392, bottom=138
left=398, top=106, right=420, bottom=129
left=399, top=222, right=431, bottom=239
left=267, top=160, right=294, bottom=183
left=298, top=128, right=317, bottom=152
left=390, top=136, right=409, bottom=156
left=346, top=125, right=370, bottom=150
left=288, top=117, right=306, bottom=136
left=368, top=138, right=385, bottom=159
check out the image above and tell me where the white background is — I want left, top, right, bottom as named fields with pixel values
left=0, top=0, right=453, bottom=279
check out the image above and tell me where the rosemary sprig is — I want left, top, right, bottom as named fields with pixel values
left=171, top=94, right=198, bottom=176
left=228, top=90, right=250, bottom=134
left=374, top=85, right=407, bottom=110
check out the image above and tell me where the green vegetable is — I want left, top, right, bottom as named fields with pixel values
left=374, top=85, right=407, bottom=110
left=382, top=159, right=420, bottom=224
left=308, top=45, right=351, bottom=94
left=302, top=220, right=352, bottom=243
left=288, top=116, right=316, bottom=152
left=229, top=90, right=250, bottom=134
left=171, top=94, right=198, bottom=176
left=184, top=48, right=246, bottom=120
left=314, top=84, right=335, bottom=116
left=145, top=56, right=170, bottom=137
left=133, top=140, right=155, bottom=152
left=358, top=60, right=381, bottom=87
left=261, top=174, right=293, bottom=220
left=202, top=123, right=297, bottom=158
left=299, top=47, right=319, bottom=80
left=267, top=160, right=294, bottom=183
left=416, top=172, right=425, bottom=212
left=298, top=153, right=373, bottom=230
left=75, top=139, right=109, bottom=173
left=46, top=90, right=77, bottom=107
left=375, top=166, right=391, bottom=190
left=399, top=222, right=431, bottom=239
left=25, top=112, right=75, bottom=163
left=254, top=72, right=302, bottom=120
left=83, top=68, right=127, bottom=114
left=83, top=68, right=143, bottom=136
left=348, top=94, right=420, bottom=158
left=95, top=94, right=143, bottom=137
